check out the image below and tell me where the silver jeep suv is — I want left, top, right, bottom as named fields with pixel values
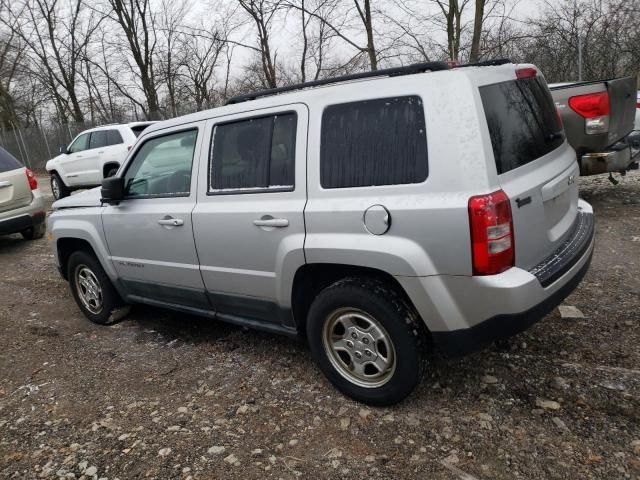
left=48, top=60, right=595, bottom=405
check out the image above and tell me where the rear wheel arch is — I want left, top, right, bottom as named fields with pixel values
left=291, top=263, right=424, bottom=335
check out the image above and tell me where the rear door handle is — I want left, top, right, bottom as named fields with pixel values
left=0, top=181, right=11, bottom=188
left=158, top=218, right=184, bottom=227
left=253, top=217, right=289, bottom=228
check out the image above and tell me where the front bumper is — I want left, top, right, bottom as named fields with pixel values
left=398, top=200, right=595, bottom=357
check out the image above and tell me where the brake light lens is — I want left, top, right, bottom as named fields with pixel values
left=516, top=67, right=537, bottom=79
left=25, top=168, right=38, bottom=190
left=468, top=190, right=514, bottom=275
left=568, top=92, right=610, bottom=118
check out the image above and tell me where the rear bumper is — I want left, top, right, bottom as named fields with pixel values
left=581, top=138, right=638, bottom=174
left=431, top=248, right=592, bottom=357
left=0, top=192, right=46, bottom=235
left=398, top=199, right=595, bottom=357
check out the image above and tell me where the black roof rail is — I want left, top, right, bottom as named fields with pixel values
left=226, top=61, right=451, bottom=105
left=455, top=58, right=512, bottom=68
left=225, top=58, right=514, bottom=105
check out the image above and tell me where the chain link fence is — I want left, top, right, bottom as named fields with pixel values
left=0, top=122, right=100, bottom=171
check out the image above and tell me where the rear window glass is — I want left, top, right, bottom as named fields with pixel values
left=480, top=76, right=564, bottom=174
left=320, top=96, right=428, bottom=188
left=0, top=146, right=22, bottom=173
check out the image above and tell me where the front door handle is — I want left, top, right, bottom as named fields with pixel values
left=158, top=217, right=184, bottom=227
left=0, top=181, right=11, bottom=188
left=253, top=217, right=289, bottom=228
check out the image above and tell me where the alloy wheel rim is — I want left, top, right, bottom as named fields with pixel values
left=322, top=308, right=396, bottom=388
left=75, top=265, right=103, bottom=314
left=51, top=177, right=60, bottom=199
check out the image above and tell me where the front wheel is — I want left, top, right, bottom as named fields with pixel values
left=50, top=174, right=70, bottom=200
left=67, top=250, right=125, bottom=325
left=306, top=278, right=426, bottom=406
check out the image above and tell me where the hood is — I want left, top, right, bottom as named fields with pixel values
left=53, top=186, right=103, bottom=210
left=46, top=153, right=66, bottom=170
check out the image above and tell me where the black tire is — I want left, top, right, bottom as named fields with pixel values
left=105, top=167, right=118, bottom=178
left=51, top=173, right=70, bottom=200
left=21, top=221, right=46, bottom=240
left=306, top=277, right=426, bottom=406
left=67, top=250, right=124, bottom=325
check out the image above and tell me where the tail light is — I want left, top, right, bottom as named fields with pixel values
left=568, top=92, right=610, bottom=135
left=468, top=190, right=514, bottom=275
left=25, top=168, right=38, bottom=190
left=516, top=67, right=537, bottom=79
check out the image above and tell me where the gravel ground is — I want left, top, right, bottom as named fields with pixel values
left=0, top=173, right=639, bottom=480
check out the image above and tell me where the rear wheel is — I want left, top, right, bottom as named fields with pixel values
left=68, top=250, right=125, bottom=325
left=50, top=174, right=69, bottom=200
left=21, top=222, right=46, bottom=240
left=306, top=277, right=426, bottom=406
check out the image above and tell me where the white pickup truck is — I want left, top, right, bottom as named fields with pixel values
left=46, top=122, right=155, bottom=199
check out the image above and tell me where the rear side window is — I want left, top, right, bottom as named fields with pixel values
left=106, top=130, right=124, bottom=146
left=480, top=76, right=564, bottom=174
left=131, top=124, right=152, bottom=137
left=209, top=113, right=296, bottom=192
left=89, top=131, right=108, bottom=149
left=0, top=146, right=22, bottom=173
left=320, top=96, right=428, bottom=188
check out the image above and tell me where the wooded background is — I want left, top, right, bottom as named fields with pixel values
left=0, top=0, right=638, bottom=168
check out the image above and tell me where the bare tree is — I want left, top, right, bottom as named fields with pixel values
left=237, top=0, right=280, bottom=88
left=283, top=0, right=381, bottom=71
left=469, top=0, right=485, bottom=61
left=105, top=0, right=162, bottom=119
left=0, top=14, right=23, bottom=128
left=1, top=0, right=101, bottom=123
left=180, top=29, right=226, bottom=110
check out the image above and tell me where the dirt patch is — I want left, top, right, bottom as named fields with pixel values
left=0, top=174, right=639, bottom=479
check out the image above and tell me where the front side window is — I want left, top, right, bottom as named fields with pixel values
left=209, top=113, right=296, bottom=192
left=69, top=133, right=90, bottom=153
left=320, top=96, right=428, bottom=188
left=123, top=129, right=197, bottom=198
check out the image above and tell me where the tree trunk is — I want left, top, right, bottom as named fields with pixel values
left=470, top=0, right=486, bottom=62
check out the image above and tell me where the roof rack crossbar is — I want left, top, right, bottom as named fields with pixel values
left=225, top=61, right=451, bottom=105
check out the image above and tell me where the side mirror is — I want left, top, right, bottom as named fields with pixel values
left=101, top=176, right=125, bottom=205
left=59, top=146, right=69, bottom=155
